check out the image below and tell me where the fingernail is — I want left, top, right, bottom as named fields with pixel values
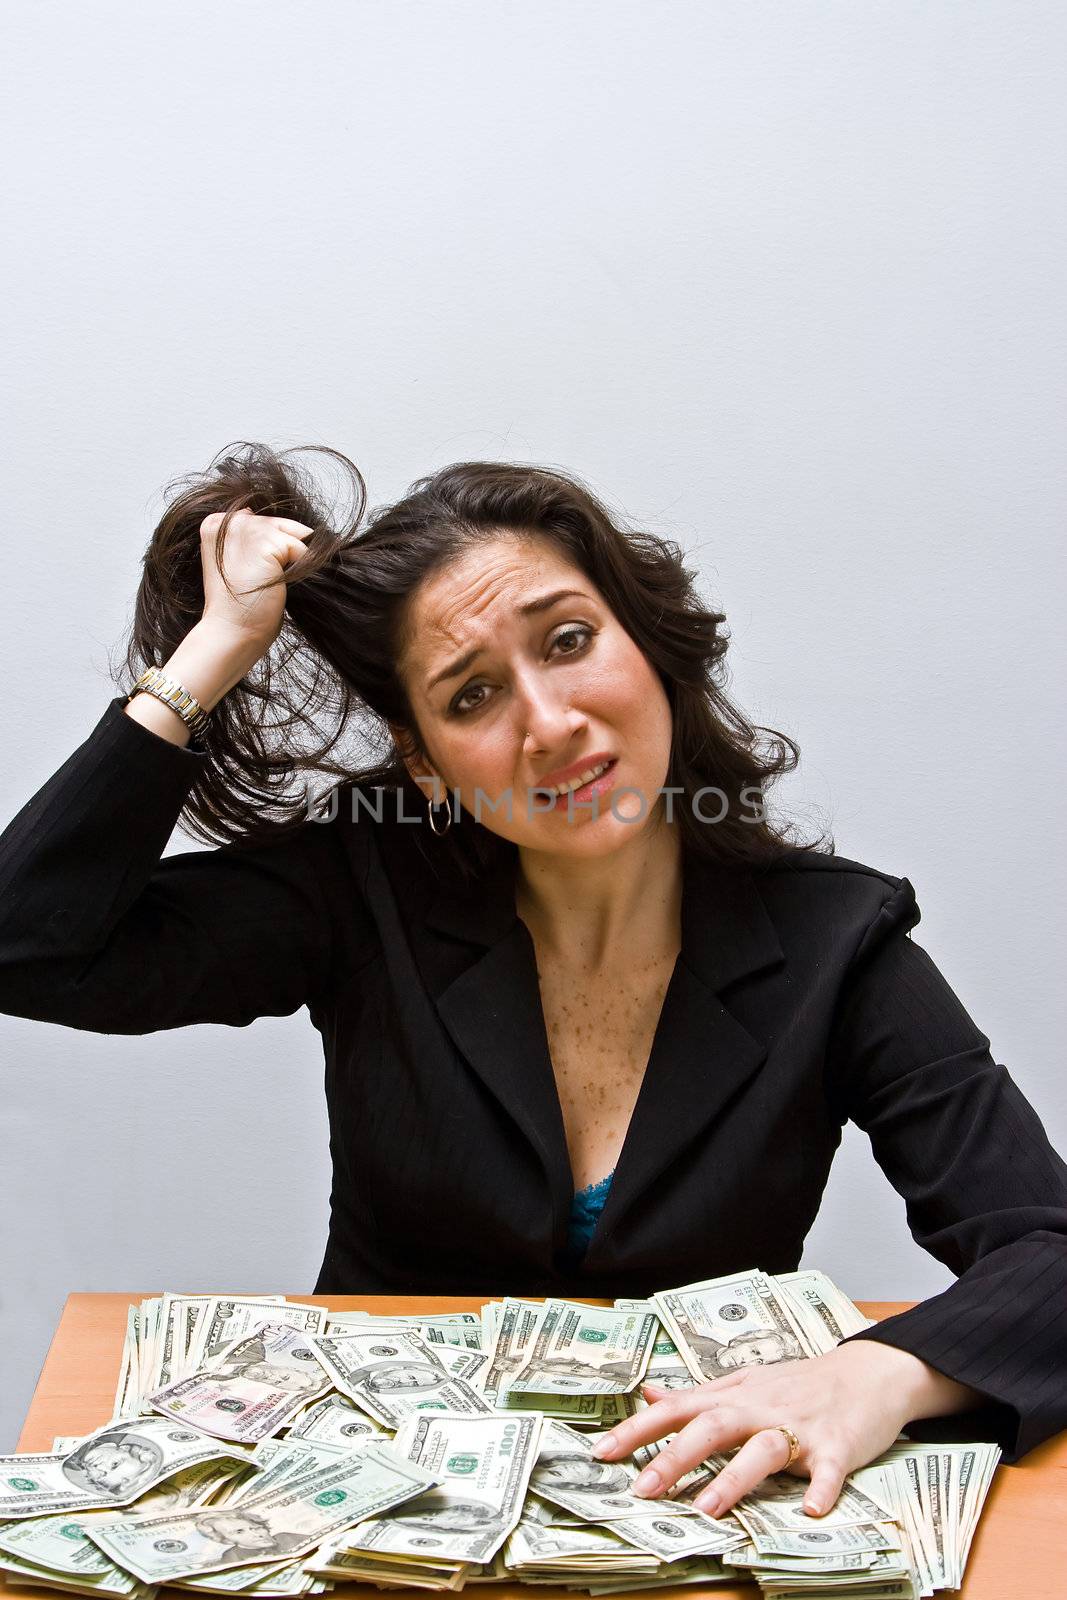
left=632, top=1467, right=661, bottom=1495
left=695, top=1489, right=722, bottom=1516
left=591, top=1438, right=618, bottom=1459
left=804, top=1498, right=824, bottom=1515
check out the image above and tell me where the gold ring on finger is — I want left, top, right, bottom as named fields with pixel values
left=770, top=1424, right=800, bottom=1468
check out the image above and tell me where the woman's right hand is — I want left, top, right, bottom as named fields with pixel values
left=199, top=506, right=315, bottom=654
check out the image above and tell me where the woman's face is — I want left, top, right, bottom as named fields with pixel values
left=397, top=535, right=674, bottom=860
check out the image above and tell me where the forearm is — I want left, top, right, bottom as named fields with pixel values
left=123, top=618, right=267, bottom=746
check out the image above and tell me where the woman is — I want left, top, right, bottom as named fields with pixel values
left=0, top=443, right=1064, bottom=1522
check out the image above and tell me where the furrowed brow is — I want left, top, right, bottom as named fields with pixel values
left=426, top=589, right=593, bottom=690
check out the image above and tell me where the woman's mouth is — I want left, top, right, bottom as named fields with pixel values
left=548, top=757, right=618, bottom=810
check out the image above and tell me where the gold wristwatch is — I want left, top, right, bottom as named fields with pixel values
left=128, top=666, right=212, bottom=748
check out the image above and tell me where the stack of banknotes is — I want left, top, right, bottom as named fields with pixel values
left=0, top=1269, right=1001, bottom=1599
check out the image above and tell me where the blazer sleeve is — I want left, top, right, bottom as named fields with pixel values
left=824, top=875, right=1067, bottom=1461
left=0, top=695, right=360, bottom=1034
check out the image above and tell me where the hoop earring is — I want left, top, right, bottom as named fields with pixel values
left=427, top=791, right=453, bottom=836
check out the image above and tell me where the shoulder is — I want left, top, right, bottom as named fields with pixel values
left=748, top=848, right=922, bottom=962
left=756, top=846, right=915, bottom=900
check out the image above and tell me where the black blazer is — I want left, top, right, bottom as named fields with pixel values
left=1, top=695, right=1065, bottom=1462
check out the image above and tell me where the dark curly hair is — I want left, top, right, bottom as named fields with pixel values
left=117, top=440, right=831, bottom=881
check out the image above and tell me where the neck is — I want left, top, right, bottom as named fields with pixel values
left=514, top=814, right=684, bottom=972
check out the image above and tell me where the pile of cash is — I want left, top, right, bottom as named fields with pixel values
left=0, top=1270, right=1001, bottom=1599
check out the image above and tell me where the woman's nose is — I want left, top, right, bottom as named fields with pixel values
left=517, top=678, right=586, bottom=749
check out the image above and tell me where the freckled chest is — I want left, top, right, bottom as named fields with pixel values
left=530, top=947, right=679, bottom=1192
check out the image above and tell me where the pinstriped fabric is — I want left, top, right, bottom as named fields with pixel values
left=825, top=883, right=1067, bottom=1457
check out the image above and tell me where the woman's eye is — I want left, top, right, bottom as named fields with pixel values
left=452, top=683, right=489, bottom=716
left=450, top=625, right=595, bottom=716
left=551, top=624, right=595, bottom=656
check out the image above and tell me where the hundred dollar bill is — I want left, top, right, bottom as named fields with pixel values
left=148, top=1322, right=332, bottom=1444
left=48, top=1446, right=242, bottom=1516
left=503, top=1301, right=657, bottom=1396
left=343, top=1410, right=543, bottom=1564
left=437, top=1345, right=490, bottom=1390
left=652, top=1271, right=817, bottom=1381
left=86, top=1442, right=441, bottom=1584
left=284, top=1393, right=385, bottom=1447
left=308, top=1331, right=493, bottom=1428
left=0, top=1417, right=254, bottom=1519
left=526, top=1420, right=705, bottom=1523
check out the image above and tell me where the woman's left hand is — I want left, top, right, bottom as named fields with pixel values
left=590, top=1339, right=981, bottom=1519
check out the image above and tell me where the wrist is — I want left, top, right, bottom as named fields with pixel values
left=164, top=618, right=267, bottom=712
left=835, top=1337, right=983, bottom=1423
left=192, top=615, right=272, bottom=673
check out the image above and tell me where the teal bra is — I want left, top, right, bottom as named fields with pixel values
left=563, top=1170, right=615, bottom=1264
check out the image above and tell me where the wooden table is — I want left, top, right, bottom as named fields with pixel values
left=4, top=1295, right=1065, bottom=1600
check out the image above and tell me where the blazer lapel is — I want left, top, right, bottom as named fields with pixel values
left=416, top=847, right=574, bottom=1248
left=415, top=843, right=786, bottom=1267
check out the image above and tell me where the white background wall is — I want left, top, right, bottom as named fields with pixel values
left=1, top=0, right=1064, bottom=1450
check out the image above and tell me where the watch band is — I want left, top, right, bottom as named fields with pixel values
left=128, top=666, right=212, bottom=748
